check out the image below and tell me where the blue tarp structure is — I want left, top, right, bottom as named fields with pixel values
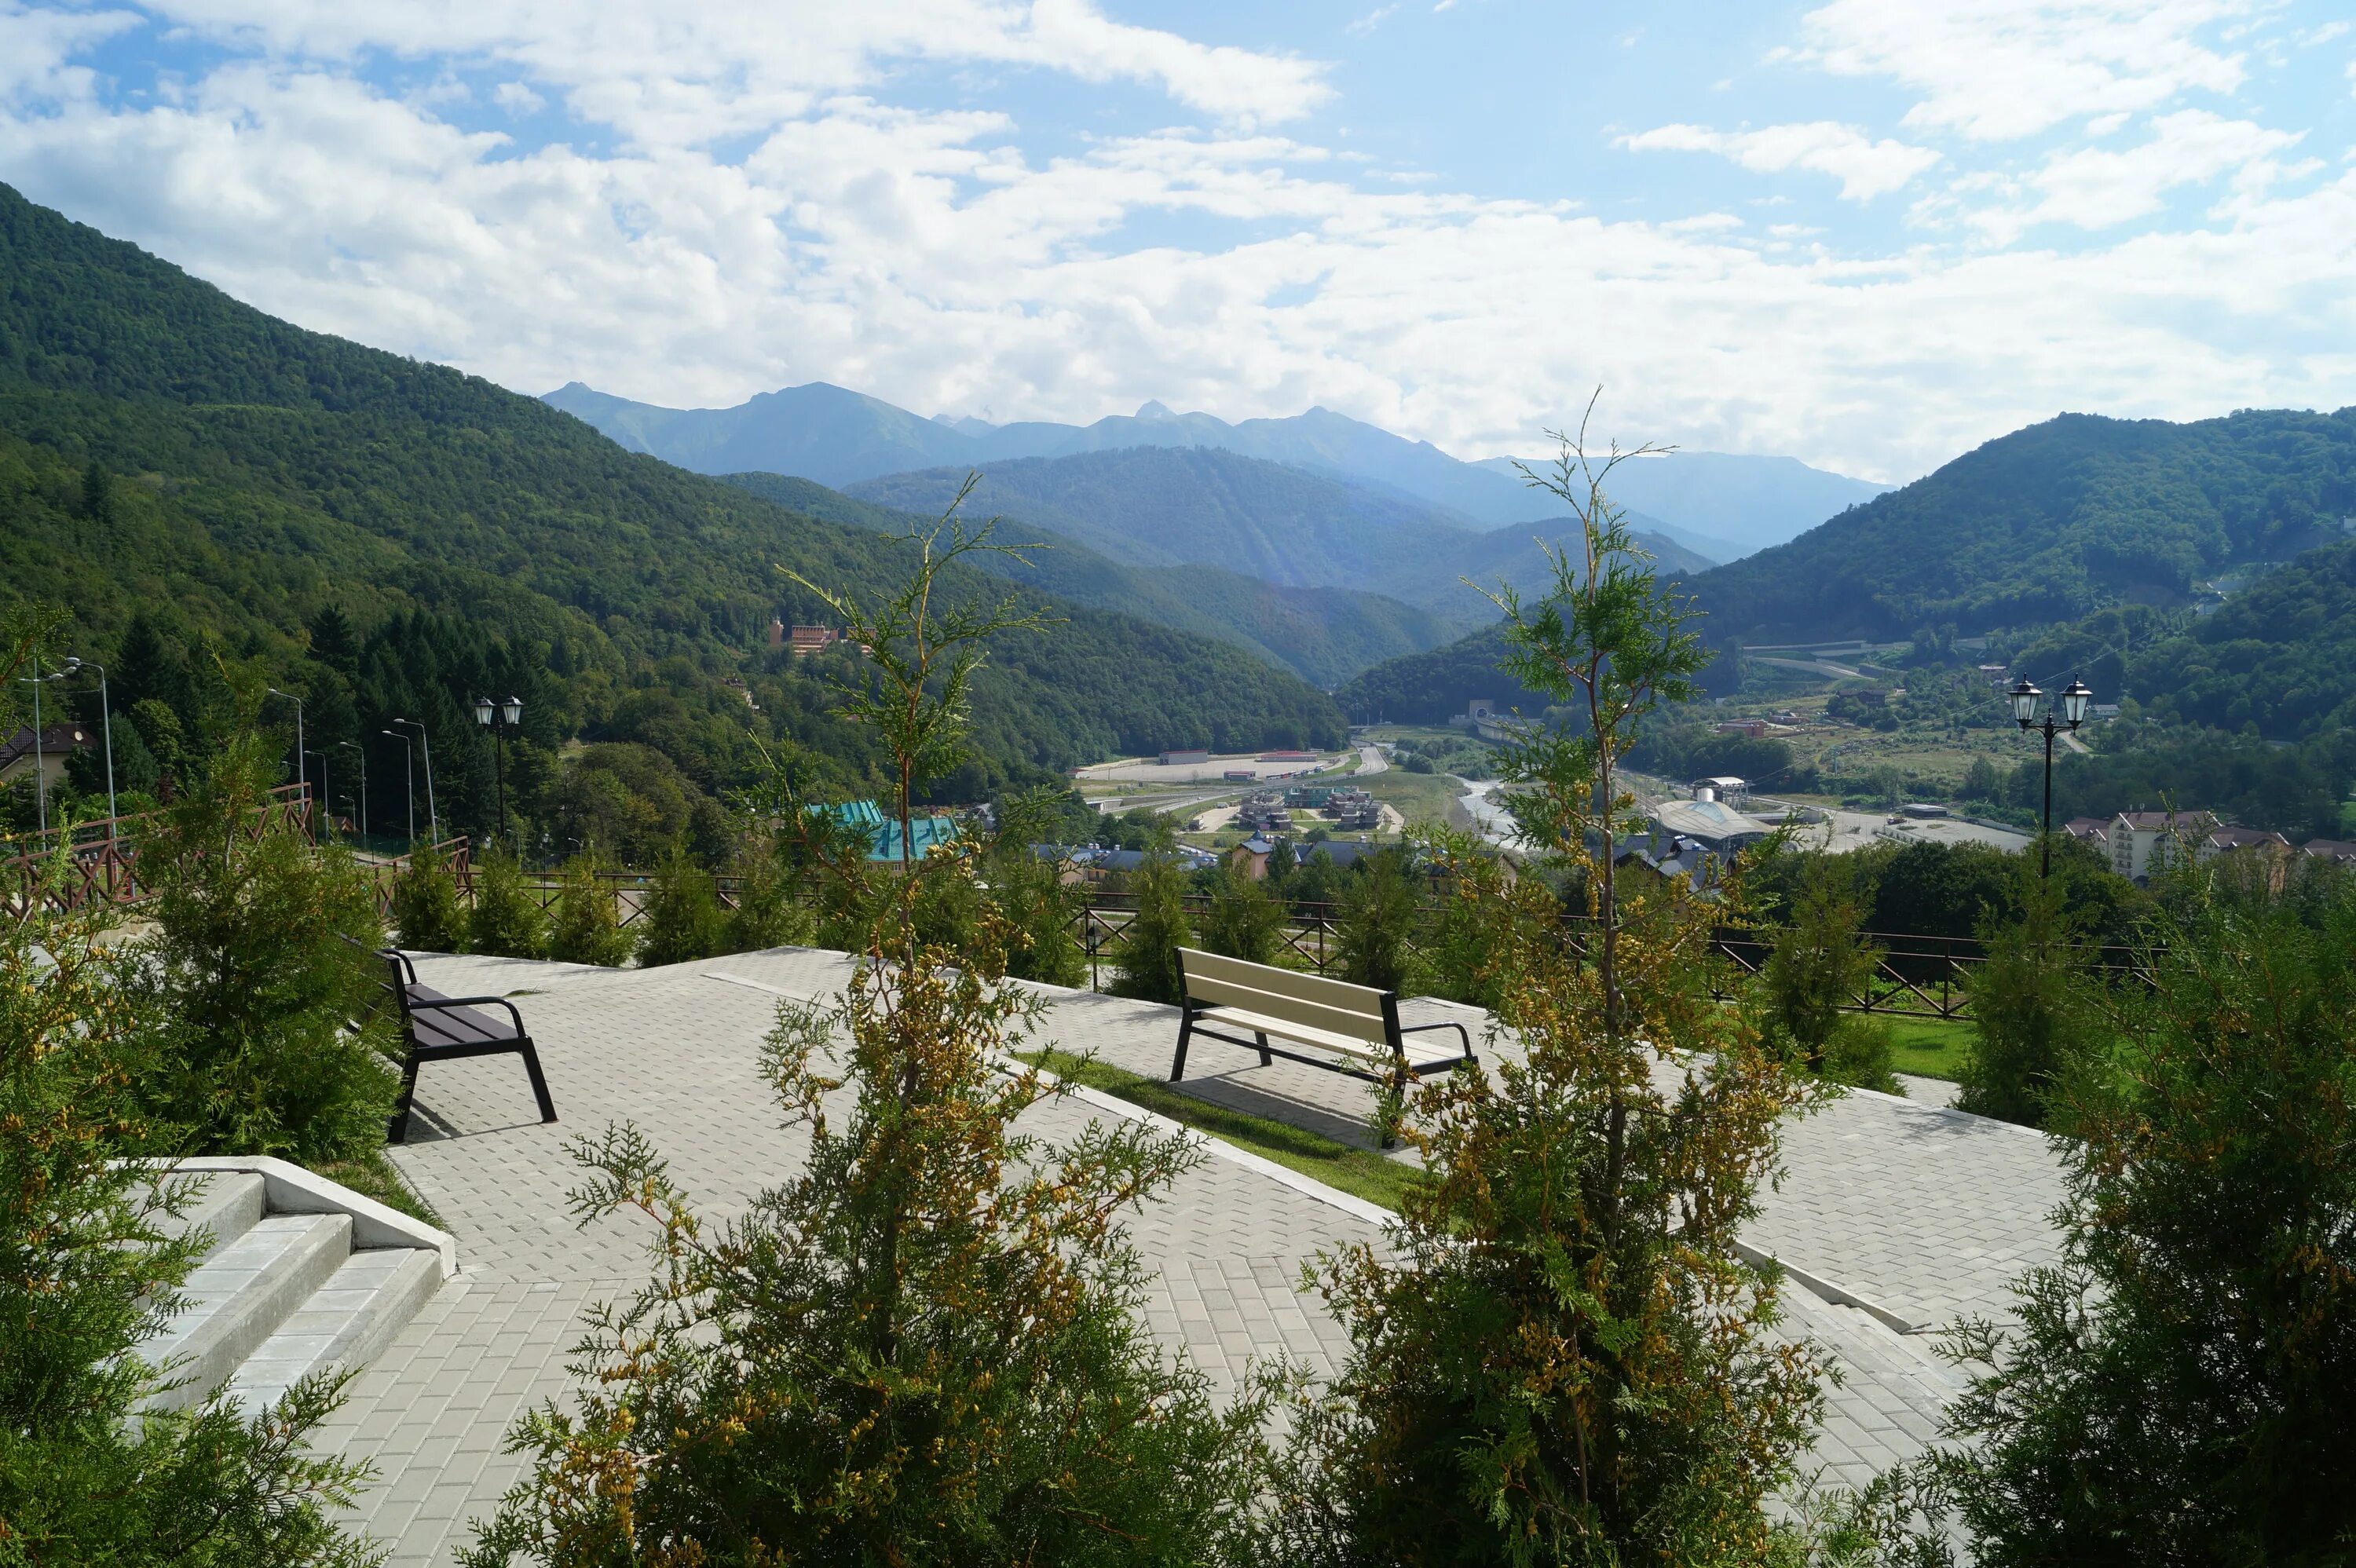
left=819, top=800, right=963, bottom=864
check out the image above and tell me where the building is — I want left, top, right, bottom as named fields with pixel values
left=1227, top=836, right=1275, bottom=879
left=0, top=722, right=93, bottom=799
left=2104, top=810, right=2219, bottom=883
left=1614, top=832, right=1720, bottom=892
left=766, top=617, right=785, bottom=649
left=1258, top=750, right=1319, bottom=762
left=1158, top=747, right=1209, bottom=766
left=1714, top=718, right=1768, bottom=740
left=1691, top=775, right=1750, bottom=806
left=787, top=624, right=844, bottom=657
left=2302, top=838, right=2356, bottom=866
left=1648, top=796, right=1772, bottom=853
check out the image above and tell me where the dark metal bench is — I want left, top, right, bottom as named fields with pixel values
left=378, top=948, right=557, bottom=1143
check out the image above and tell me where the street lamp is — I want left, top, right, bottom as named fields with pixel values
left=56, top=658, right=116, bottom=831
left=382, top=729, right=416, bottom=846
left=14, top=660, right=68, bottom=834
left=390, top=718, right=437, bottom=844
left=2012, top=674, right=2095, bottom=879
left=306, top=751, right=330, bottom=838
left=474, top=694, right=523, bottom=855
left=337, top=740, right=368, bottom=845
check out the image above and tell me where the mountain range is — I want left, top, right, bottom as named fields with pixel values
left=542, top=380, right=1887, bottom=556
left=0, top=181, right=1344, bottom=831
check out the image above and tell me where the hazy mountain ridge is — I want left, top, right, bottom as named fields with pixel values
left=543, top=380, right=1882, bottom=550
left=721, top=471, right=1469, bottom=687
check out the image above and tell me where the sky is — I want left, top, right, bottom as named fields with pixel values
left=2, top=1, right=2351, bottom=484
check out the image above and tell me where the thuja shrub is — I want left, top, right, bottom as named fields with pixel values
left=634, top=845, right=729, bottom=968
left=1199, top=859, right=1285, bottom=967
left=388, top=850, right=467, bottom=953
left=137, top=736, right=397, bottom=1165
left=1110, top=841, right=1192, bottom=1003
left=0, top=815, right=381, bottom=1566
left=544, top=855, right=632, bottom=967
left=466, top=848, right=548, bottom=959
left=1332, top=846, right=1421, bottom=993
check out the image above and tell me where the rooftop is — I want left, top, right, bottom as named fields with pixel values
left=309, top=945, right=2063, bottom=1563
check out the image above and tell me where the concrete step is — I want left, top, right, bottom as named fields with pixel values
left=155, top=1170, right=267, bottom=1266
left=143, top=1212, right=353, bottom=1412
left=225, top=1245, right=443, bottom=1412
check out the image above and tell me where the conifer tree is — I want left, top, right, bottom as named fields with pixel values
left=1275, top=406, right=1826, bottom=1564
left=466, top=847, right=549, bottom=959
left=543, top=853, right=633, bottom=967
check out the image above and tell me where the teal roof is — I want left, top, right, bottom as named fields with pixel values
left=818, top=800, right=961, bottom=863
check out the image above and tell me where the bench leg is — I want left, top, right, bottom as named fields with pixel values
left=387, top=1052, right=423, bottom=1146
left=518, top=1040, right=558, bottom=1124
left=1170, top=1011, right=1194, bottom=1082
left=1254, top=1029, right=1272, bottom=1068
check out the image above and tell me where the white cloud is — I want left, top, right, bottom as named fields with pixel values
left=2004, top=109, right=2305, bottom=231
left=492, top=79, right=542, bottom=115
left=1620, top=121, right=1940, bottom=199
left=1789, top=0, right=2250, bottom=141
left=1345, top=5, right=1396, bottom=38
left=0, top=0, right=2348, bottom=487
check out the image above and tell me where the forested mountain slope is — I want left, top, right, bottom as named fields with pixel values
left=1688, top=411, right=2356, bottom=641
left=723, top=473, right=1463, bottom=687
left=846, top=448, right=1710, bottom=620
left=0, top=182, right=1343, bottom=838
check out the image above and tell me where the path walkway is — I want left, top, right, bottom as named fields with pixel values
left=319, top=947, right=2063, bottom=1563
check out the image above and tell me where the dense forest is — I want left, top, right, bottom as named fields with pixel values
left=1688, top=409, right=2356, bottom=641
left=724, top=472, right=1463, bottom=687
left=0, top=182, right=1344, bottom=851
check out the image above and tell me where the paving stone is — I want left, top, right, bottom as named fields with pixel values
left=323, top=947, right=2063, bottom=1561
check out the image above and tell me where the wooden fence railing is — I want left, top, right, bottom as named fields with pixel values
left=2, top=785, right=314, bottom=922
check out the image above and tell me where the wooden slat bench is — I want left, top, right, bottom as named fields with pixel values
left=378, top=948, right=557, bottom=1144
left=1170, top=948, right=1476, bottom=1136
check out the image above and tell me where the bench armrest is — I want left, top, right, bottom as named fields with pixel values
left=1398, top=1018, right=1472, bottom=1054
left=404, top=993, right=529, bottom=1035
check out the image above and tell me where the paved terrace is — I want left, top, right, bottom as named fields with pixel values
left=323, top=948, right=2064, bottom=1563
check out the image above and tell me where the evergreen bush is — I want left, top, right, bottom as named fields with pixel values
left=138, top=736, right=397, bottom=1166
left=634, top=846, right=730, bottom=968
left=544, top=854, right=633, bottom=967
left=1758, top=853, right=1882, bottom=1077
left=1199, top=859, right=1285, bottom=967
left=1955, top=864, right=2089, bottom=1126
left=1110, top=841, right=1191, bottom=1003
left=388, top=850, right=467, bottom=952
left=465, top=848, right=548, bottom=959
left=1331, top=846, right=1420, bottom=993
left=722, top=834, right=813, bottom=954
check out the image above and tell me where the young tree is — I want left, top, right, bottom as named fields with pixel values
left=1110, top=832, right=1193, bottom=1004
left=543, top=854, right=633, bottom=967
left=1955, top=863, right=2088, bottom=1126
left=633, top=843, right=730, bottom=967
left=1759, top=853, right=1887, bottom=1085
left=0, top=612, right=380, bottom=1566
left=1283, top=406, right=1826, bottom=1563
left=1916, top=872, right=2356, bottom=1562
left=1200, top=856, right=1285, bottom=967
left=985, top=788, right=1088, bottom=988
left=466, top=481, right=1262, bottom=1563
left=1331, top=846, right=1420, bottom=992
left=139, top=734, right=397, bottom=1166
left=466, top=846, right=549, bottom=959
left=387, top=850, right=467, bottom=953
left=721, top=831, right=813, bottom=955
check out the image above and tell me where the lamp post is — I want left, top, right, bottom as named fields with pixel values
left=15, top=660, right=68, bottom=834
left=382, top=729, right=415, bottom=846
left=57, top=658, right=115, bottom=832
left=2011, top=674, right=2094, bottom=879
left=337, top=740, right=368, bottom=846
left=474, top=694, right=523, bottom=857
left=390, top=718, right=437, bottom=844
left=306, top=751, right=330, bottom=839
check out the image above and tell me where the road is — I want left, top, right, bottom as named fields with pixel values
left=1355, top=742, right=1388, bottom=776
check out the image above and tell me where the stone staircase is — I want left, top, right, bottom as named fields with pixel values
left=141, top=1156, right=455, bottom=1413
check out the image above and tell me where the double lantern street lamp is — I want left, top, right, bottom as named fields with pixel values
left=2011, top=674, right=2094, bottom=879
left=474, top=695, right=523, bottom=855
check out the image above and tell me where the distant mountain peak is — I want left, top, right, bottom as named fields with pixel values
left=1135, top=399, right=1178, bottom=421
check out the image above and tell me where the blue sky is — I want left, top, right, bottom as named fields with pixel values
left=2, top=1, right=2351, bottom=481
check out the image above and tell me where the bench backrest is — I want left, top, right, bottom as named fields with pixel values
left=1176, top=948, right=1393, bottom=1046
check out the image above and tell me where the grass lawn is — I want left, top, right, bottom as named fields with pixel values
left=1879, top=1014, right=1973, bottom=1083
left=325, top=1148, right=445, bottom=1229
left=1020, top=1047, right=1423, bottom=1213
left=1355, top=768, right=1468, bottom=830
